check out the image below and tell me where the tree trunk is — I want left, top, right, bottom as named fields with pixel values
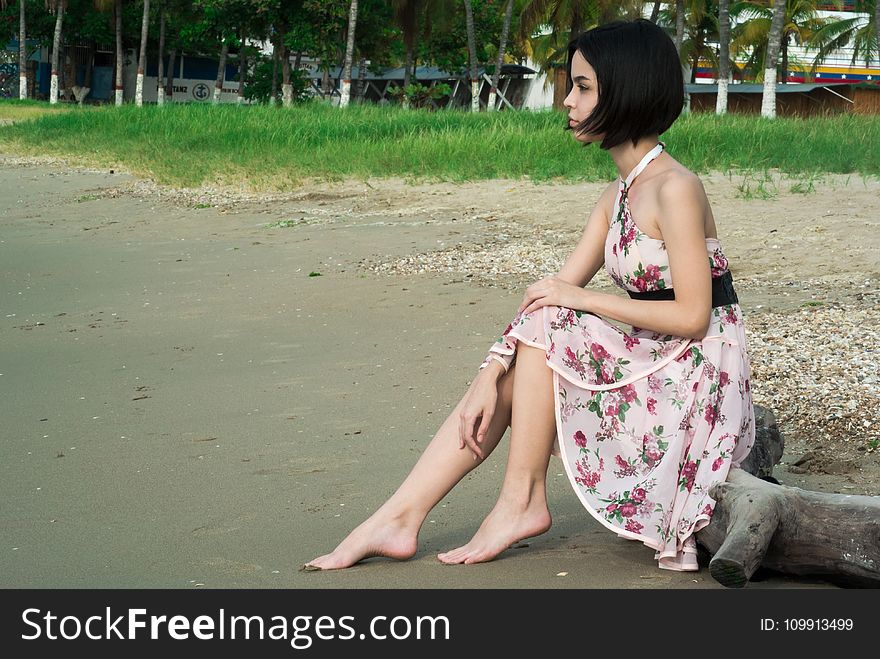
left=166, top=47, right=176, bottom=101
left=136, top=0, right=150, bottom=106
left=18, top=0, right=26, bottom=99
left=401, top=0, right=419, bottom=93
left=649, top=0, right=661, bottom=24
left=213, top=39, right=229, bottom=104
left=781, top=31, right=789, bottom=84
left=157, top=9, right=166, bottom=106
left=696, top=405, right=880, bottom=588
left=674, top=0, right=685, bottom=54
left=270, top=36, right=279, bottom=105
left=761, top=0, right=787, bottom=118
left=698, top=471, right=880, bottom=588
left=237, top=28, right=247, bottom=105
left=281, top=42, right=292, bottom=107
left=321, top=64, right=331, bottom=96
left=115, top=0, right=123, bottom=105
left=356, top=55, right=366, bottom=102
left=487, top=0, right=514, bottom=113
left=674, top=0, right=690, bottom=114
left=339, top=0, right=358, bottom=108
left=50, top=1, right=66, bottom=104
left=403, top=42, right=414, bottom=92
left=463, top=0, right=479, bottom=112
left=716, top=0, right=730, bottom=114
left=84, top=40, right=94, bottom=88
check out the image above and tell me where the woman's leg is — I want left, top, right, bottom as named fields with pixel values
left=438, top=343, right=556, bottom=564
left=304, top=362, right=518, bottom=570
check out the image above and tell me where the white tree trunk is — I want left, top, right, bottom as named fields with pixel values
left=487, top=90, right=496, bottom=111
left=464, top=0, right=479, bottom=112
left=716, top=0, right=730, bottom=115
left=157, top=10, right=166, bottom=107
left=761, top=0, right=787, bottom=119
left=761, top=70, right=777, bottom=118
left=281, top=44, right=292, bottom=107
left=50, top=2, right=65, bottom=104
left=18, top=0, right=27, bottom=99
left=715, top=77, right=729, bottom=115
left=115, top=0, right=123, bottom=106
left=339, top=0, right=358, bottom=108
left=213, top=40, right=230, bottom=105
left=136, top=0, right=150, bottom=106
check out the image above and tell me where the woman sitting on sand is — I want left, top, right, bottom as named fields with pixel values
left=306, top=18, right=754, bottom=573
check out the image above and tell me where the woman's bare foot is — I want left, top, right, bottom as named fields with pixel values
left=304, top=513, right=419, bottom=571
left=437, top=496, right=551, bottom=565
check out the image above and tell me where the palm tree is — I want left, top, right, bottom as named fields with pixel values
left=18, top=0, right=26, bottom=98
left=47, top=0, right=67, bottom=104
left=136, top=0, right=150, bottom=105
left=519, top=1, right=641, bottom=109
left=675, top=0, right=686, bottom=53
left=392, top=0, right=420, bottom=91
left=487, top=0, right=515, bottom=112
left=213, top=39, right=229, bottom=104
left=94, top=0, right=125, bottom=105
left=732, top=0, right=827, bottom=84
left=808, top=1, right=878, bottom=73
left=716, top=0, right=730, bottom=113
left=339, top=0, right=359, bottom=108
left=463, top=0, right=479, bottom=111
left=762, top=0, right=787, bottom=117
left=157, top=2, right=167, bottom=105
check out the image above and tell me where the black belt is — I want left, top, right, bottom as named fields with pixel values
left=627, top=270, right=738, bottom=308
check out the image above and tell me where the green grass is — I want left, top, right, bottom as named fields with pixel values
left=1, top=99, right=878, bottom=189
left=0, top=98, right=78, bottom=123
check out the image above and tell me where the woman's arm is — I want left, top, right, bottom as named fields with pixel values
left=588, top=174, right=712, bottom=338
left=519, top=174, right=713, bottom=340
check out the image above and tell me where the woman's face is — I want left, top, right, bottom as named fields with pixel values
left=564, top=51, right=601, bottom=144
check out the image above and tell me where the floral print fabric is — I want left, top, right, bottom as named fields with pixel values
left=479, top=144, right=755, bottom=570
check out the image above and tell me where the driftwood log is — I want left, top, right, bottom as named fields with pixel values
left=696, top=405, right=880, bottom=588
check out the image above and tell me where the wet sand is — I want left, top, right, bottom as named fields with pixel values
left=2, top=159, right=876, bottom=589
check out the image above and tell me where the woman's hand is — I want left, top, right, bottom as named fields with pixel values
left=458, top=369, right=500, bottom=460
left=518, top=277, right=590, bottom=316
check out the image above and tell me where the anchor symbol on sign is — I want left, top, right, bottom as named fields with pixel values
left=192, top=83, right=210, bottom=101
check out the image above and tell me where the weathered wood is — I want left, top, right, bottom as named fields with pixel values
left=737, top=404, right=783, bottom=479
left=696, top=405, right=880, bottom=588
left=698, top=470, right=880, bottom=587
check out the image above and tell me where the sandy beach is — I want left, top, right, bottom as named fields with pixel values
left=1, top=157, right=877, bottom=589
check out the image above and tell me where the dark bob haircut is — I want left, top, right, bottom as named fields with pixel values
left=566, top=19, right=684, bottom=150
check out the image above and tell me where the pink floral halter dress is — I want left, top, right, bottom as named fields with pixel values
left=479, top=143, right=755, bottom=571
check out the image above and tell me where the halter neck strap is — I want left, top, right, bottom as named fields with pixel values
left=621, top=142, right=665, bottom=190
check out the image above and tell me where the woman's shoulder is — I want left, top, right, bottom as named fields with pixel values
left=653, top=161, right=706, bottom=199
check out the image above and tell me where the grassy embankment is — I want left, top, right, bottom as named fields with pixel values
left=0, top=98, right=75, bottom=123
left=1, top=98, right=878, bottom=190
